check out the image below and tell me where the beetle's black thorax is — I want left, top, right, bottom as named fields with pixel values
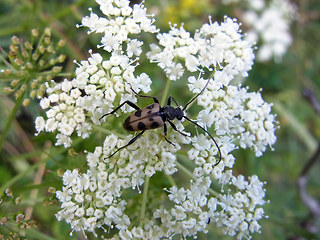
left=161, top=106, right=184, bottom=121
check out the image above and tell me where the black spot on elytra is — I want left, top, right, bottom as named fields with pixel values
left=147, top=110, right=152, bottom=114
left=151, top=122, right=160, bottom=129
left=147, top=104, right=154, bottom=109
left=149, top=117, right=154, bottom=121
left=138, top=122, right=146, bottom=130
left=123, top=117, right=134, bottom=131
left=135, top=110, right=142, bottom=117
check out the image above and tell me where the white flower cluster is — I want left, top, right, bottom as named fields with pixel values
left=243, top=0, right=296, bottom=62
left=35, top=52, right=152, bottom=147
left=147, top=17, right=254, bottom=81
left=36, top=0, right=278, bottom=239
left=215, top=175, right=266, bottom=239
left=56, top=135, right=266, bottom=239
left=223, top=0, right=296, bottom=62
left=81, top=0, right=157, bottom=54
left=35, top=0, right=157, bottom=147
left=55, top=168, right=131, bottom=235
left=56, top=130, right=189, bottom=237
left=159, top=175, right=266, bottom=239
left=189, top=76, right=276, bottom=157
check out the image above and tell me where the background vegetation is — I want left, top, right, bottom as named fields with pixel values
left=0, top=0, right=320, bottom=239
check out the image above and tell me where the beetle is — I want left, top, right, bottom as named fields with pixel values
left=100, top=80, right=221, bottom=165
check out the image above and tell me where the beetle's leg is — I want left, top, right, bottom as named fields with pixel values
left=163, top=123, right=175, bottom=146
left=106, top=130, right=146, bottom=158
left=100, top=101, right=140, bottom=121
left=127, top=83, right=159, bottom=104
left=167, top=120, right=188, bottom=137
left=167, top=96, right=179, bottom=107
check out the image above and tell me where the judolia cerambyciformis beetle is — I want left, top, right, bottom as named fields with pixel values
left=100, top=80, right=221, bottom=165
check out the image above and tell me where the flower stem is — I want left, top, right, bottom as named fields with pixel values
left=0, top=92, right=25, bottom=152
left=176, top=161, right=195, bottom=179
left=176, top=160, right=219, bottom=196
left=0, top=138, right=82, bottom=194
left=160, top=78, right=171, bottom=106
left=140, top=175, right=150, bottom=226
left=91, top=124, right=127, bottom=138
left=166, top=174, right=176, bottom=186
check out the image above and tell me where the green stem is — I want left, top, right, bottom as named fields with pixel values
left=91, top=123, right=127, bottom=138
left=0, top=138, right=82, bottom=194
left=0, top=92, right=25, bottom=152
left=273, top=100, right=317, bottom=153
left=140, top=175, right=150, bottom=226
left=37, top=71, right=72, bottom=77
left=0, top=49, right=12, bottom=68
left=0, top=26, right=25, bottom=38
left=5, top=222, right=56, bottom=240
left=160, top=78, right=171, bottom=106
left=176, top=161, right=195, bottom=179
left=0, top=156, right=44, bottom=194
left=175, top=161, right=219, bottom=196
left=166, top=174, right=176, bottom=186
left=53, top=0, right=87, bottom=20
left=208, top=186, right=219, bottom=197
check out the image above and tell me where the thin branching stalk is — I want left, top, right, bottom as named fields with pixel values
left=0, top=92, right=25, bottom=152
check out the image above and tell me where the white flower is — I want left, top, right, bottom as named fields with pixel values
left=238, top=0, right=296, bottom=62
left=45, top=118, right=57, bottom=132
left=35, top=116, right=45, bottom=134
left=197, top=109, right=215, bottom=128
left=39, top=98, right=50, bottom=109
left=126, top=39, right=143, bottom=57
left=61, top=80, right=73, bottom=92
left=56, top=134, right=72, bottom=147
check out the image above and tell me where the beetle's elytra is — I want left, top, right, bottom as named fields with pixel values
left=123, top=103, right=164, bottom=131
left=100, top=80, right=221, bottom=165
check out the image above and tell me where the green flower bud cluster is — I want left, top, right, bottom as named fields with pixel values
left=1, top=28, right=66, bottom=107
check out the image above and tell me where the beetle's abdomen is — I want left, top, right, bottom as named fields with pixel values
left=123, top=103, right=164, bottom=131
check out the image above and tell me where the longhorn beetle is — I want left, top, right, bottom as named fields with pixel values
left=100, top=80, right=221, bottom=165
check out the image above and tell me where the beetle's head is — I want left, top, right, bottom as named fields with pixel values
left=175, top=108, right=184, bottom=120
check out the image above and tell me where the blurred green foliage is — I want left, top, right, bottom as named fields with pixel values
left=0, top=0, right=320, bottom=239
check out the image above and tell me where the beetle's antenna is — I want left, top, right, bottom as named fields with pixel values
left=183, top=115, right=221, bottom=165
left=182, top=78, right=210, bottom=111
